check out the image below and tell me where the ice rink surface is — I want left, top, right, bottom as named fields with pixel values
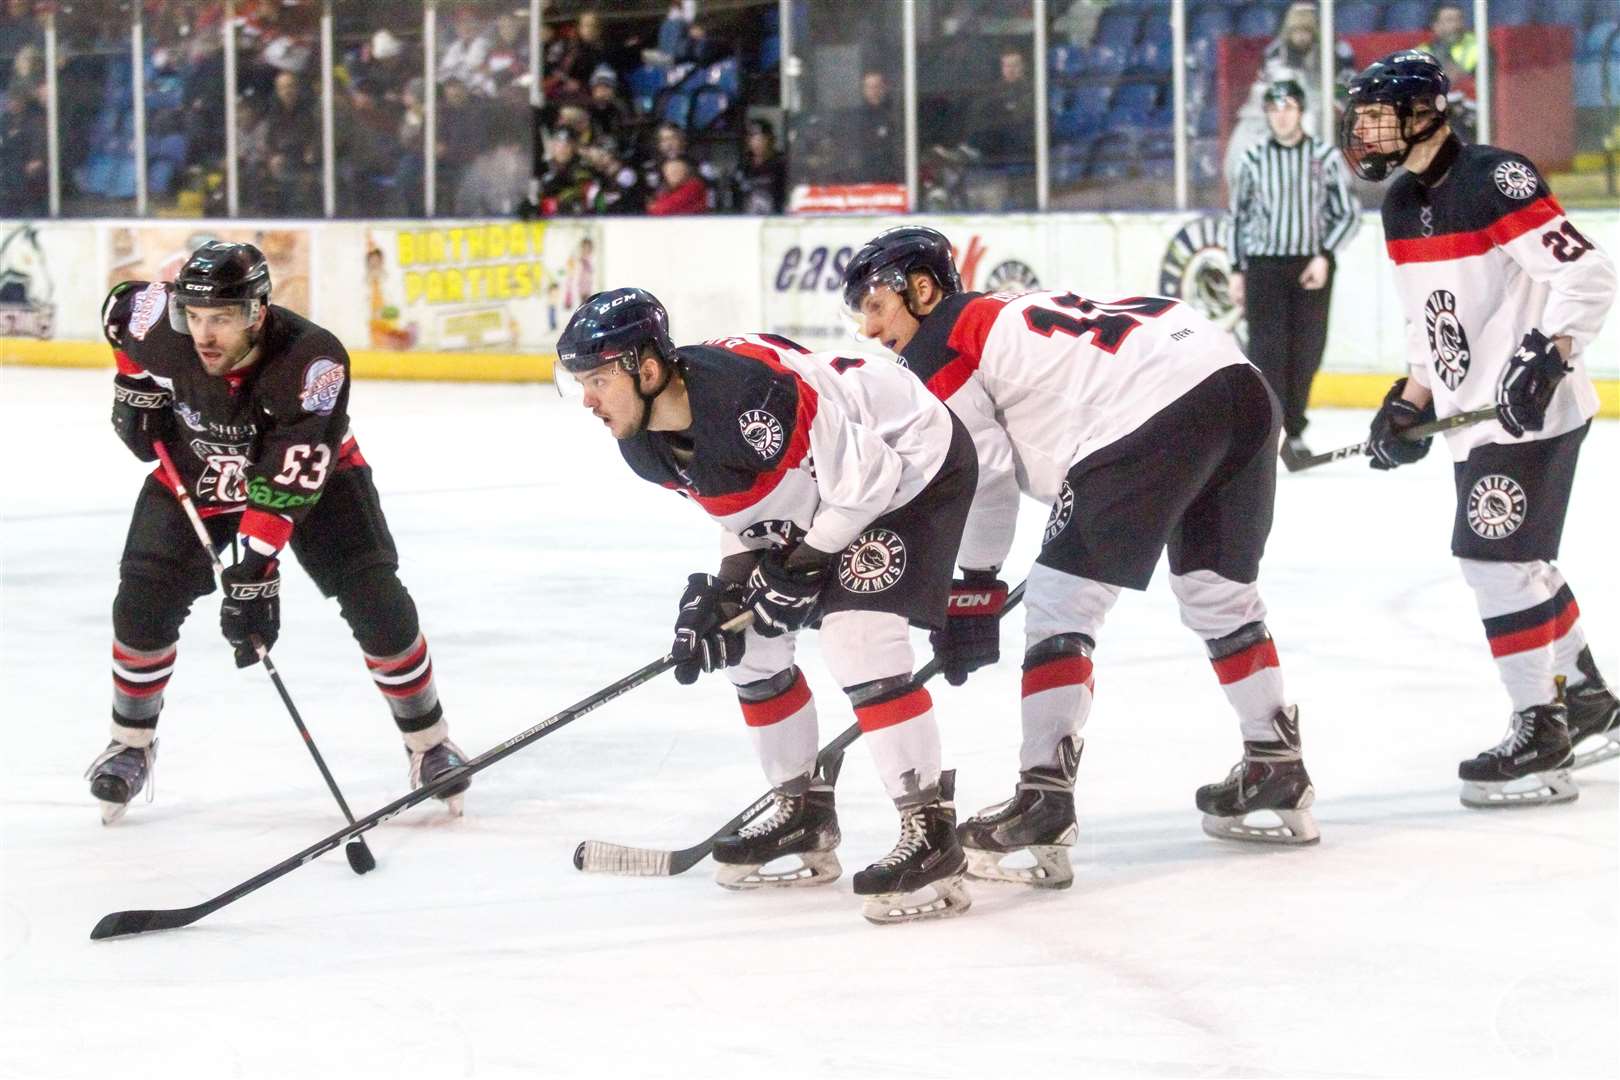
left=1, top=366, right=1615, bottom=1080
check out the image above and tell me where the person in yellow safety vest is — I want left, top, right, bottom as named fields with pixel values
left=1417, top=2, right=1479, bottom=82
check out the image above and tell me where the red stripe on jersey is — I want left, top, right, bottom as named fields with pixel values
left=855, top=686, right=932, bottom=732
left=926, top=294, right=1009, bottom=400
left=1211, top=639, right=1280, bottom=685
left=1488, top=618, right=1556, bottom=658
left=114, top=350, right=145, bottom=376
left=686, top=343, right=820, bottom=518
left=739, top=670, right=812, bottom=727
left=1387, top=197, right=1562, bottom=265
left=1022, top=656, right=1094, bottom=698
left=239, top=509, right=294, bottom=551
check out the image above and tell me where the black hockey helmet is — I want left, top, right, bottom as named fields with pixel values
left=169, top=240, right=272, bottom=333
left=557, top=287, right=676, bottom=376
left=1339, top=50, right=1450, bottom=182
left=1263, top=78, right=1306, bottom=109
left=841, top=225, right=962, bottom=319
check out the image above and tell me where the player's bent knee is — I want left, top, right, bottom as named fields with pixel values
left=1170, top=569, right=1268, bottom=638
left=818, top=610, right=914, bottom=688
left=1024, top=632, right=1094, bottom=668
left=334, top=567, right=421, bottom=657
left=735, top=667, right=799, bottom=703
left=112, top=575, right=196, bottom=650
left=1205, top=621, right=1272, bottom=660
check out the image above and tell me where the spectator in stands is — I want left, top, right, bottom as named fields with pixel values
left=337, top=74, right=406, bottom=217
left=486, top=12, right=532, bottom=96
left=264, top=70, right=320, bottom=214
left=556, top=102, right=597, bottom=147
left=0, top=86, right=46, bottom=216
left=657, top=1, right=695, bottom=63
left=538, top=127, right=594, bottom=215
left=582, top=138, right=647, bottom=215
left=0, top=0, right=43, bottom=88
left=726, top=118, right=786, bottom=214
left=587, top=65, right=631, bottom=142
left=235, top=89, right=272, bottom=212
left=854, top=70, right=903, bottom=182
left=647, top=155, right=709, bottom=215
left=641, top=121, right=717, bottom=191
left=437, top=76, right=492, bottom=205
left=1417, top=3, right=1478, bottom=82
left=550, top=11, right=609, bottom=100
left=440, top=5, right=493, bottom=96
left=966, top=48, right=1035, bottom=164
left=1223, top=2, right=1354, bottom=189
left=674, top=20, right=727, bottom=67
left=396, top=76, right=426, bottom=216
left=454, top=105, right=530, bottom=216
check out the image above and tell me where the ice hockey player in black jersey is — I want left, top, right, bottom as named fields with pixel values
left=556, top=288, right=980, bottom=925
left=1343, top=51, right=1618, bottom=807
left=88, top=241, right=469, bottom=823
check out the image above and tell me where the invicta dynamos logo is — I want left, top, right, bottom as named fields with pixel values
left=1493, top=160, right=1538, bottom=200
left=1424, top=290, right=1471, bottom=390
left=839, top=528, right=907, bottom=594
left=1044, top=481, right=1075, bottom=545
left=1467, top=474, right=1527, bottom=539
left=739, top=409, right=784, bottom=460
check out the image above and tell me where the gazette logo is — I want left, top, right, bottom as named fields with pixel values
left=300, top=357, right=345, bottom=415
left=1423, top=290, right=1471, bottom=389
left=838, top=528, right=907, bottom=594
left=128, top=282, right=168, bottom=341
left=1467, top=474, right=1527, bottom=539
left=1043, top=481, right=1074, bottom=545
left=739, top=409, right=785, bottom=460
left=1493, top=160, right=1538, bottom=200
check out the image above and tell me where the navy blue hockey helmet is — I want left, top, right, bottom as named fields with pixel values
left=557, top=287, right=676, bottom=376
left=1340, top=50, right=1451, bottom=181
left=169, top=240, right=272, bottom=334
left=1263, top=78, right=1306, bottom=109
left=841, top=226, right=963, bottom=318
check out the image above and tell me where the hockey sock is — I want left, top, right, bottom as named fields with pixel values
left=1019, top=635, right=1094, bottom=771
left=365, top=633, right=445, bottom=740
left=737, top=667, right=819, bottom=791
left=1461, top=559, right=1562, bottom=711
left=1540, top=567, right=1590, bottom=686
left=849, top=677, right=942, bottom=807
left=111, top=638, right=174, bottom=746
left=1205, top=623, right=1287, bottom=743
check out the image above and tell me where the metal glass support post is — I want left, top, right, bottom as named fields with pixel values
left=1319, top=0, right=1336, bottom=152
left=1474, top=0, right=1491, bottom=144
left=321, top=0, right=335, bottom=218
left=902, top=0, right=918, bottom=212
left=1172, top=0, right=1187, bottom=209
left=530, top=0, right=543, bottom=207
left=225, top=0, right=239, bottom=217
left=1034, top=0, right=1049, bottom=211
left=425, top=0, right=438, bottom=217
left=44, top=10, right=59, bottom=216
left=132, top=7, right=147, bottom=215
left=778, top=0, right=792, bottom=112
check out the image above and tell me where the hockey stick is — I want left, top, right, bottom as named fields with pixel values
left=89, top=616, right=748, bottom=940
left=573, top=580, right=1029, bottom=877
left=1284, top=405, right=1499, bottom=473
left=151, top=440, right=377, bottom=877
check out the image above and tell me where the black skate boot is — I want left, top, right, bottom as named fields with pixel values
left=1458, top=702, right=1577, bottom=808
left=853, top=771, right=971, bottom=925
left=85, top=738, right=157, bottom=825
left=959, top=735, right=1080, bottom=889
left=1196, top=706, right=1319, bottom=845
left=409, top=737, right=470, bottom=817
left=1565, top=648, right=1620, bottom=770
left=713, top=780, right=841, bottom=889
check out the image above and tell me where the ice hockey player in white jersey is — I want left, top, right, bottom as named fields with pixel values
left=842, top=227, right=1320, bottom=889
left=1342, top=51, right=1619, bottom=808
left=555, top=288, right=981, bottom=924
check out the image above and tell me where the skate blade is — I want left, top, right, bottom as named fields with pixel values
left=715, top=850, right=841, bottom=890
left=964, top=845, right=1074, bottom=889
left=1201, top=807, right=1320, bottom=845
left=99, top=800, right=129, bottom=826
left=1570, top=734, right=1620, bottom=771
left=860, top=872, right=972, bottom=926
left=1459, top=769, right=1579, bottom=809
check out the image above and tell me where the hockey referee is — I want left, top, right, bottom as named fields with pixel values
left=1230, top=78, right=1360, bottom=470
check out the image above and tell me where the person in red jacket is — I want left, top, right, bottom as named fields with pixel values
left=646, top=156, right=709, bottom=215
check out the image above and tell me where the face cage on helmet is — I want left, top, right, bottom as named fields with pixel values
left=168, top=296, right=263, bottom=336
left=1340, top=96, right=1446, bottom=182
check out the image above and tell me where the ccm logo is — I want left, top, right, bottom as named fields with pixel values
left=948, top=591, right=998, bottom=610
left=227, top=580, right=281, bottom=600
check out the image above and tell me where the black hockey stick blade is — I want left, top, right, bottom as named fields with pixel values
left=1286, top=405, right=1498, bottom=473
left=573, top=582, right=1028, bottom=877
left=91, top=644, right=690, bottom=940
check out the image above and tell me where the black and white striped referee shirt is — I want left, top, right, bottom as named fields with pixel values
left=1230, top=134, right=1360, bottom=270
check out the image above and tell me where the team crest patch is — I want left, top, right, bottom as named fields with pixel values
left=128, top=282, right=168, bottom=341
left=1423, top=290, right=1471, bottom=390
left=839, top=528, right=907, bottom=594
left=739, top=409, right=784, bottom=460
left=1467, top=474, right=1527, bottom=540
left=176, top=401, right=206, bottom=431
left=299, top=357, right=345, bottom=415
left=1044, top=482, right=1075, bottom=545
left=1492, top=160, right=1538, bottom=200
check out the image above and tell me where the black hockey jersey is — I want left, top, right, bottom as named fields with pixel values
left=1382, top=137, right=1614, bottom=459
left=103, top=280, right=365, bottom=552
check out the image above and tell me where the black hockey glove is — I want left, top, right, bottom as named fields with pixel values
left=671, top=573, right=749, bottom=685
left=745, top=546, right=830, bottom=638
left=1367, top=378, right=1436, bottom=471
left=1496, top=328, right=1571, bottom=439
left=110, top=374, right=175, bottom=463
left=930, top=570, right=1008, bottom=686
left=220, top=551, right=281, bottom=668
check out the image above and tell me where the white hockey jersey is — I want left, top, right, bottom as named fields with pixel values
left=898, top=289, right=1251, bottom=569
left=1382, top=137, right=1615, bottom=460
left=618, top=334, right=956, bottom=557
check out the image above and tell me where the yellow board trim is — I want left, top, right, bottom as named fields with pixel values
left=0, top=337, right=555, bottom=382
left=1310, top=371, right=1619, bottom=417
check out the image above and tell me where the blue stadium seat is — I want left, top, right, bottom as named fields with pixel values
left=1087, top=132, right=1137, bottom=182
left=1581, top=19, right=1620, bottom=57
left=1140, top=14, right=1173, bottom=48
left=1050, top=43, right=1088, bottom=78
left=1543, top=1, right=1597, bottom=30
left=703, top=58, right=740, bottom=97
left=1236, top=3, right=1282, bottom=37
left=658, top=89, right=691, bottom=129
left=1106, top=81, right=1158, bottom=128
left=1085, top=43, right=1129, bottom=76
left=1189, top=5, right=1234, bottom=43
left=1141, top=131, right=1175, bottom=179
left=1127, top=40, right=1173, bottom=75
left=1486, top=0, right=1537, bottom=28
left=627, top=65, right=664, bottom=113
left=689, top=86, right=731, bottom=130
left=1334, top=2, right=1381, bottom=33
left=1094, top=8, right=1143, bottom=50
left=759, top=34, right=780, bottom=72
left=1381, top=0, right=1433, bottom=31
left=1052, top=143, right=1088, bottom=187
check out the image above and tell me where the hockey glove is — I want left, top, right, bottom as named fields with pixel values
left=930, top=570, right=1008, bottom=686
left=110, top=374, right=175, bottom=463
left=220, top=551, right=281, bottom=668
left=1367, top=378, right=1436, bottom=471
left=671, top=573, right=749, bottom=685
left=745, top=547, right=830, bottom=638
left=1496, top=328, right=1570, bottom=439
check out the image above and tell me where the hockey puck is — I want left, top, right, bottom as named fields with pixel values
left=346, top=838, right=377, bottom=875
left=572, top=841, right=586, bottom=871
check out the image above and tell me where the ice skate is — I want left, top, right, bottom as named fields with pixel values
left=85, top=739, right=157, bottom=825
left=1459, top=703, right=1577, bottom=808
left=713, top=783, right=841, bottom=889
left=959, top=736, right=1081, bottom=889
left=409, top=737, right=470, bottom=817
left=853, top=771, right=970, bottom=925
left=1565, top=648, right=1620, bottom=770
left=1197, top=707, right=1320, bottom=845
